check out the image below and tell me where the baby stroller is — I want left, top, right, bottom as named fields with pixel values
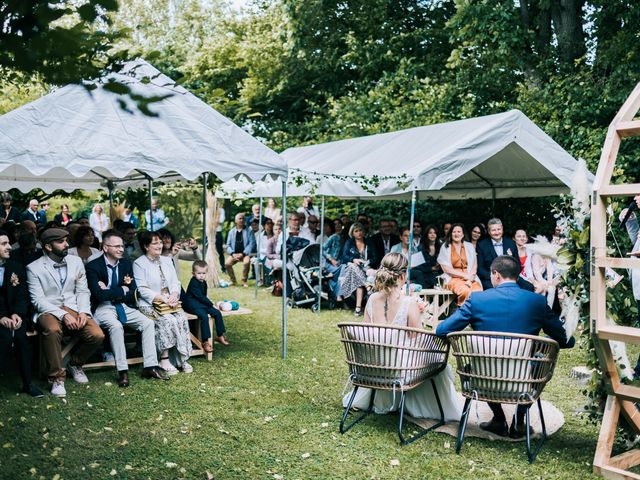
left=286, top=241, right=333, bottom=312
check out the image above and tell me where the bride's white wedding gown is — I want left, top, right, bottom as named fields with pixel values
left=342, top=294, right=463, bottom=421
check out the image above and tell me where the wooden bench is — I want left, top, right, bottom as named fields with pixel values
left=30, top=308, right=254, bottom=372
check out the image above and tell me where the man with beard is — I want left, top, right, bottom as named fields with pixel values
left=27, top=228, right=104, bottom=397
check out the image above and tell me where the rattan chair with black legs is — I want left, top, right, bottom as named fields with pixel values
left=447, top=331, right=559, bottom=463
left=338, top=322, right=450, bottom=445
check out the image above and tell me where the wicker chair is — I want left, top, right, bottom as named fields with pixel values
left=447, top=331, right=559, bottom=463
left=338, top=322, right=450, bottom=445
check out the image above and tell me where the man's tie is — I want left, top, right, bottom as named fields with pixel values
left=108, top=264, right=127, bottom=325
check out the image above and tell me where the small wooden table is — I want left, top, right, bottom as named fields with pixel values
left=415, top=288, right=455, bottom=330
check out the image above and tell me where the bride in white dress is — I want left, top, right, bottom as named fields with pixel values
left=342, top=252, right=463, bottom=421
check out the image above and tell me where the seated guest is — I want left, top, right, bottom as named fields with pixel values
left=121, top=204, right=139, bottom=230
left=339, top=222, right=378, bottom=316
left=158, top=228, right=200, bottom=278
left=183, top=260, right=228, bottom=353
left=86, top=230, right=167, bottom=387
left=0, top=192, right=21, bottom=225
left=246, top=203, right=268, bottom=226
left=134, top=231, right=192, bottom=375
left=54, top=204, right=73, bottom=227
left=254, top=218, right=274, bottom=285
left=322, top=220, right=343, bottom=300
left=89, top=204, right=109, bottom=243
left=390, top=227, right=417, bottom=258
left=513, top=229, right=530, bottom=276
left=117, top=221, right=142, bottom=261
left=369, top=218, right=400, bottom=268
left=436, top=255, right=574, bottom=437
left=225, top=213, right=256, bottom=287
left=441, top=222, right=452, bottom=242
left=265, top=222, right=282, bottom=272
left=477, top=218, right=531, bottom=291
left=22, top=199, right=45, bottom=225
left=469, top=223, right=486, bottom=249
left=297, top=196, right=319, bottom=226
left=333, top=218, right=344, bottom=236
left=306, top=215, right=321, bottom=242
left=412, top=219, right=423, bottom=248
left=413, top=224, right=442, bottom=289
left=27, top=228, right=105, bottom=397
left=76, top=216, right=90, bottom=228
left=437, top=223, right=482, bottom=306
left=0, top=230, right=43, bottom=397
left=264, top=198, right=280, bottom=222
left=68, top=225, right=101, bottom=265
left=10, top=222, right=42, bottom=266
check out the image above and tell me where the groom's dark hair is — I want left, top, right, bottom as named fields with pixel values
left=490, top=255, right=520, bottom=280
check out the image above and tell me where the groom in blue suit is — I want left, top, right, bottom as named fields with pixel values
left=436, top=255, right=574, bottom=437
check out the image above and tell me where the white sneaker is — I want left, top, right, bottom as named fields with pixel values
left=68, top=365, right=89, bottom=384
left=51, top=380, right=66, bottom=397
left=181, top=362, right=193, bottom=374
left=160, top=360, right=179, bottom=376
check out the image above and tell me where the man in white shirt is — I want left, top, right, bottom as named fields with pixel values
left=27, top=228, right=105, bottom=397
left=276, top=213, right=316, bottom=254
left=297, top=196, right=319, bottom=227
left=145, top=197, right=170, bottom=231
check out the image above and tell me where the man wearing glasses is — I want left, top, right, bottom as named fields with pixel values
left=85, top=230, right=167, bottom=387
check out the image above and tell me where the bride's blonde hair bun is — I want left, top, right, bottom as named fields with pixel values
left=374, top=252, right=408, bottom=294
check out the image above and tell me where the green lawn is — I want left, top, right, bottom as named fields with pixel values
left=0, top=277, right=603, bottom=479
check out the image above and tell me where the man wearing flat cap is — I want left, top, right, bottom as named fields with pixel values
left=27, top=228, right=105, bottom=397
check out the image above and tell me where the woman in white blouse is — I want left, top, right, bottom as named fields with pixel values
left=89, top=204, right=109, bottom=243
left=133, top=231, right=192, bottom=375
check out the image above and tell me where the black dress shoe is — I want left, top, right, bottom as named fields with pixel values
left=22, top=384, right=44, bottom=398
left=479, top=418, right=509, bottom=437
left=118, top=371, right=130, bottom=388
left=142, top=367, right=169, bottom=381
left=509, top=421, right=534, bottom=439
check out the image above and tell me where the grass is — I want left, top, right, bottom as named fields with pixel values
left=0, top=268, right=603, bottom=479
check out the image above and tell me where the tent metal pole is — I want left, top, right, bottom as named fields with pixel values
left=201, top=173, right=207, bottom=257
left=148, top=179, right=154, bottom=231
left=281, top=181, right=288, bottom=360
left=406, top=189, right=417, bottom=293
left=255, top=197, right=263, bottom=299
left=107, top=181, right=114, bottom=227
left=317, top=195, right=325, bottom=314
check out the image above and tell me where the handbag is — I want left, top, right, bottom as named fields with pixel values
left=152, top=300, right=182, bottom=315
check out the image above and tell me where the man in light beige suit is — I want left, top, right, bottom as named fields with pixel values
left=27, top=228, right=104, bottom=397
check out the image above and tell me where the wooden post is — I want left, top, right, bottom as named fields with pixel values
left=591, top=81, right=640, bottom=478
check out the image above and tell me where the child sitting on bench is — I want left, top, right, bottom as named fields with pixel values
left=183, top=260, right=228, bottom=353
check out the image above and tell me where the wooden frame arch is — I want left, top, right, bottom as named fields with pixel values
left=592, top=82, right=640, bottom=478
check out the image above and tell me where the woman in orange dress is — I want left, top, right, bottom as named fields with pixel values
left=436, top=223, right=482, bottom=306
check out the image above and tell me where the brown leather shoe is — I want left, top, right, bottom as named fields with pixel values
left=142, top=367, right=169, bottom=381
left=216, top=335, right=230, bottom=346
left=118, top=370, right=130, bottom=388
left=509, top=421, right=534, bottom=439
left=202, top=341, right=213, bottom=353
left=479, top=417, right=509, bottom=437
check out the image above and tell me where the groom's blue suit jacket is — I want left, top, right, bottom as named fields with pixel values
left=435, top=282, right=574, bottom=348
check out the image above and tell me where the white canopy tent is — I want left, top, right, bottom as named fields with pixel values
left=219, top=109, right=589, bottom=200
left=218, top=109, right=593, bottom=335
left=0, top=60, right=286, bottom=192
left=0, top=59, right=291, bottom=359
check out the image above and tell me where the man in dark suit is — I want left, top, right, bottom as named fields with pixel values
left=436, top=255, right=573, bottom=438
left=21, top=199, right=46, bottom=225
left=0, top=230, right=43, bottom=397
left=86, top=230, right=167, bottom=387
left=369, top=218, right=400, bottom=268
left=476, top=218, right=532, bottom=291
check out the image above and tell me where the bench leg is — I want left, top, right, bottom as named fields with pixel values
left=340, top=386, right=375, bottom=434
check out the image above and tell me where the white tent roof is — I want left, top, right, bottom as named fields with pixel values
left=224, top=109, right=588, bottom=200
left=0, top=60, right=287, bottom=192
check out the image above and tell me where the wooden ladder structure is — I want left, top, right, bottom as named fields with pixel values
left=592, top=81, right=640, bottom=478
